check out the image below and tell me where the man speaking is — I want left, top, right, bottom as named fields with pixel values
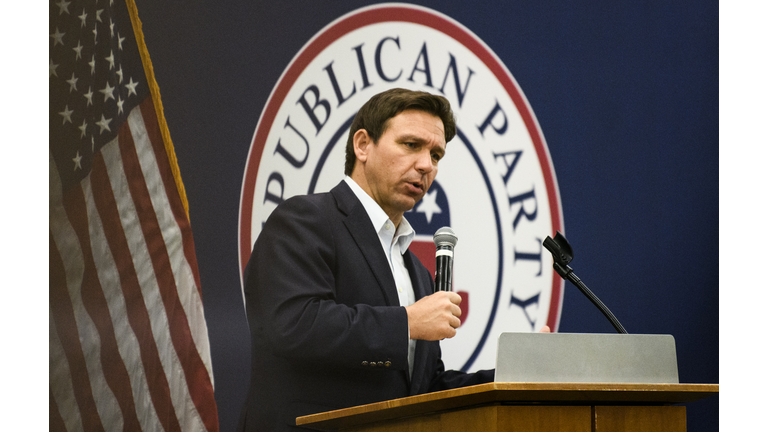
left=239, top=88, right=496, bottom=431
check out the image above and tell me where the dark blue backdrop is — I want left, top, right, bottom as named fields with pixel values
left=132, top=1, right=719, bottom=430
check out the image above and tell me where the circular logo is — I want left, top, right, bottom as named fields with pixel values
left=239, top=4, right=564, bottom=372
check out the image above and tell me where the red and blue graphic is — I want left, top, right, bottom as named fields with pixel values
left=406, top=181, right=470, bottom=325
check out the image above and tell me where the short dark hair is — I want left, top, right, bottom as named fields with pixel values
left=344, top=88, right=456, bottom=175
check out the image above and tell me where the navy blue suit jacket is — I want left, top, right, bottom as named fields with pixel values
left=239, top=181, right=493, bottom=431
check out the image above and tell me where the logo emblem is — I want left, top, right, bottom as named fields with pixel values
left=239, top=4, right=564, bottom=371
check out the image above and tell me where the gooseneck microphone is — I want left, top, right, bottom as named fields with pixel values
left=433, top=227, right=458, bottom=292
left=543, top=231, right=628, bottom=334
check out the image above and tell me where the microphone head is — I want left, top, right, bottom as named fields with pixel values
left=433, top=226, right=458, bottom=248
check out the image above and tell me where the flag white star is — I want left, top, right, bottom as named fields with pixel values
left=117, top=96, right=125, bottom=115
left=105, top=50, right=115, bottom=70
left=96, top=9, right=104, bottom=23
left=110, top=19, right=115, bottom=37
left=79, top=119, right=88, bottom=138
left=116, top=66, right=124, bottom=83
left=73, top=151, right=83, bottom=171
left=78, top=9, right=87, bottom=28
left=92, top=23, right=98, bottom=43
left=99, top=82, right=116, bottom=102
left=49, top=59, right=59, bottom=77
left=124, top=77, right=139, bottom=97
left=66, top=73, right=78, bottom=92
left=83, top=86, right=94, bottom=106
left=73, top=40, right=83, bottom=60
left=96, top=114, right=112, bottom=134
left=59, top=105, right=74, bottom=125
left=50, top=27, right=65, bottom=47
left=417, top=190, right=442, bottom=224
left=117, top=33, right=125, bottom=50
left=55, top=0, right=71, bottom=15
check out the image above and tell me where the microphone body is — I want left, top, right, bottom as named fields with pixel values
left=433, top=227, right=458, bottom=292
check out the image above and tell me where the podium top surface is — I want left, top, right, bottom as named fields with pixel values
left=495, top=333, right=680, bottom=384
left=296, top=382, right=719, bottom=430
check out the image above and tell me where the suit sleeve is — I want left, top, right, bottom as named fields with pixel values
left=403, top=250, right=496, bottom=394
left=244, top=195, right=410, bottom=371
left=428, top=369, right=496, bottom=392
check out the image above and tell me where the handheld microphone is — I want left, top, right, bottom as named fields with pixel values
left=433, top=227, right=458, bottom=292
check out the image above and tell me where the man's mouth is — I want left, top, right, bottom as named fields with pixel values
left=407, top=181, right=424, bottom=194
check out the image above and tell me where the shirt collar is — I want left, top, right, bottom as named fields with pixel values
left=344, top=176, right=415, bottom=254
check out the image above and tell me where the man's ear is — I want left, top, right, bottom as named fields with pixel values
left=352, top=129, right=372, bottom=163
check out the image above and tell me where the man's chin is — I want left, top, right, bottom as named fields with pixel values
left=398, top=196, right=422, bottom=214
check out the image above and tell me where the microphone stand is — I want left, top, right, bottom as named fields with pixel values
left=543, top=232, right=628, bottom=334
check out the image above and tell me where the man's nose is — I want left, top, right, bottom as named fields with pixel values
left=415, top=149, right=434, bottom=173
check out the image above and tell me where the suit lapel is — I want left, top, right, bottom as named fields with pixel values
left=331, top=182, right=400, bottom=307
left=403, top=250, right=433, bottom=302
left=333, top=180, right=434, bottom=393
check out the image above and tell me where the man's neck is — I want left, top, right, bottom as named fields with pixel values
left=346, top=173, right=403, bottom=227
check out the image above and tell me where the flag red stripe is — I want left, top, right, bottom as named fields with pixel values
left=49, top=230, right=105, bottom=432
left=139, top=98, right=204, bottom=298
left=61, top=175, right=143, bottom=431
left=138, top=98, right=219, bottom=430
left=50, top=387, right=68, bottom=432
left=122, top=102, right=218, bottom=431
left=90, top=149, right=183, bottom=432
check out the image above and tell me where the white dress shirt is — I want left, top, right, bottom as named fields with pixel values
left=344, top=176, right=417, bottom=377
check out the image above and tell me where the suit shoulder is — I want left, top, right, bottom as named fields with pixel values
left=269, top=191, right=335, bottom=218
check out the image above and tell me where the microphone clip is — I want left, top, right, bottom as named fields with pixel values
left=543, top=231, right=628, bottom=334
left=543, top=231, right=574, bottom=280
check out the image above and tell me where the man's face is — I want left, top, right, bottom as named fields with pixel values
left=353, top=109, right=446, bottom=225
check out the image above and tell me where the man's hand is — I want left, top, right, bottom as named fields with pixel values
left=405, top=291, right=462, bottom=341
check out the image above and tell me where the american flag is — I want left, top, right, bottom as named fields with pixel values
left=49, top=0, right=219, bottom=431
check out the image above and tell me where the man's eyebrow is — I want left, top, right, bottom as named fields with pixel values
left=396, top=133, right=429, bottom=144
left=396, top=133, right=446, bottom=147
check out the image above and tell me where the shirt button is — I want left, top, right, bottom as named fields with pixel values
left=361, top=361, right=368, bottom=367
left=385, top=223, right=392, bottom=230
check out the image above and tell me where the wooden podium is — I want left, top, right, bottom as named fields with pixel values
left=296, top=382, right=718, bottom=431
